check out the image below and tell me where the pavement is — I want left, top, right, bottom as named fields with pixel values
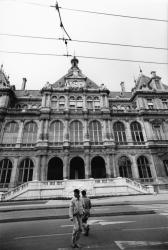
left=0, top=193, right=168, bottom=223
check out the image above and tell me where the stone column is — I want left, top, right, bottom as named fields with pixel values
left=5, top=96, right=9, bottom=107
left=65, top=95, right=68, bottom=111
left=43, top=119, right=49, bottom=141
left=163, top=120, right=168, bottom=140
left=42, top=94, right=46, bottom=107
left=140, top=121, right=148, bottom=143
left=106, top=154, right=111, bottom=178
left=149, top=154, right=158, bottom=181
left=46, top=94, right=51, bottom=107
left=84, top=119, right=89, bottom=145
left=41, top=155, right=47, bottom=181
left=9, top=157, right=19, bottom=188
left=16, top=120, right=24, bottom=147
left=63, top=152, right=69, bottom=179
left=85, top=153, right=90, bottom=178
left=37, top=119, right=44, bottom=141
left=111, top=153, right=117, bottom=177
left=143, top=120, right=154, bottom=141
left=102, top=120, right=108, bottom=142
left=33, top=156, right=41, bottom=181
left=63, top=119, right=69, bottom=146
left=100, top=95, right=104, bottom=109
left=83, top=95, right=87, bottom=111
left=130, top=154, right=139, bottom=179
left=125, top=121, right=133, bottom=145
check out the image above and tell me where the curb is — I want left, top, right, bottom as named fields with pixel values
left=0, top=210, right=156, bottom=223
left=1, top=201, right=168, bottom=212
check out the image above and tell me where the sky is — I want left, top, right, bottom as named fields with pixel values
left=0, top=0, right=168, bottom=92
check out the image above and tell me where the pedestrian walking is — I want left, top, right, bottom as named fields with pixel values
left=69, top=189, right=84, bottom=248
left=81, top=190, right=92, bottom=236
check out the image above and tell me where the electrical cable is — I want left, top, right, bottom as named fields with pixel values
left=0, top=33, right=167, bottom=51
left=1, top=0, right=167, bottom=23
left=0, top=50, right=167, bottom=65
left=60, top=6, right=168, bottom=23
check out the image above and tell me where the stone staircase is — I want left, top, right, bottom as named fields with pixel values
left=0, top=177, right=155, bottom=201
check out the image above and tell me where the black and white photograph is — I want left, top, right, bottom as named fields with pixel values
left=0, top=0, right=168, bottom=249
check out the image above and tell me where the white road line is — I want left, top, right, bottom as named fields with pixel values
left=61, top=225, right=73, bottom=227
left=99, top=221, right=135, bottom=226
left=14, top=232, right=72, bottom=240
left=122, top=226, right=168, bottom=231
left=115, top=241, right=168, bottom=250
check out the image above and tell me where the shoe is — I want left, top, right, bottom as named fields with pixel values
left=85, top=226, right=89, bottom=236
left=71, top=243, right=80, bottom=248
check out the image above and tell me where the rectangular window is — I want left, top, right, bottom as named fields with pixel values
left=147, top=99, right=154, bottom=109
left=162, top=99, right=168, bottom=109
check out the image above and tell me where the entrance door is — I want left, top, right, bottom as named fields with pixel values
left=91, top=156, right=106, bottom=178
left=47, top=157, right=63, bottom=180
left=70, top=157, right=85, bottom=179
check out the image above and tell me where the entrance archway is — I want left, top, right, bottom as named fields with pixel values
left=70, top=157, right=85, bottom=179
left=91, top=156, right=106, bottom=178
left=47, top=157, right=63, bottom=180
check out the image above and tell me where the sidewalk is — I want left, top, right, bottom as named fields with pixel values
left=0, top=193, right=167, bottom=223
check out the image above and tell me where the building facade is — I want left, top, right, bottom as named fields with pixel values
left=0, top=58, right=168, bottom=193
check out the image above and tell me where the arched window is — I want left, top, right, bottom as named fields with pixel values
left=22, top=104, right=28, bottom=109
left=51, top=96, right=57, bottom=109
left=163, top=160, right=168, bottom=176
left=87, top=97, right=93, bottom=110
left=69, top=96, right=75, bottom=109
left=16, top=104, right=21, bottom=109
left=131, top=121, right=144, bottom=144
left=0, top=159, right=12, bottom=188
left=113, top=122, right=127, bottom=145
left=70, top=120, right=83, bottom=145
left=137, top=156, right=152, bottom=179
left=89, top=120, right=102, bottom=145
left=49, top=121, right=63, bottom=145
left=59, top=96, right=65, bottom=110
left=93, top=97, right=100, bottom=109
left=18, top=158, right=34, bottom=184
left=2, top=122, right=19, bottom=146
left=76, top=96, right=83, bottom=109
left=22, top=122, right=37, bottom=146
left=118, top=156, right=132, bottom=178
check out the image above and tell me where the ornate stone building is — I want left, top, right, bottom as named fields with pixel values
left=0, top=58, right=168, bottom=193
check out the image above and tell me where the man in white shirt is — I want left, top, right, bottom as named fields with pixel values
left=69, top=189, right=84, bottom=248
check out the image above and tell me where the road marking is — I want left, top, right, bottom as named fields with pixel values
left=122, top=226, right=168, bottom=231
left=99, top=221, right=135, bottom=226
left=115, top=241, right=168, bottom=250
left=61, top=225, right=73, bottom=227
left=88, top=219, right=105, bottom=225
left=93, top=208, right=111, bottom=210
left=160, top=212, right=168, bottom=216
left=14, top=232, right=72, bottom=240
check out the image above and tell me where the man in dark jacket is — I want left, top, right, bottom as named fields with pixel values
left=81, top=190, right=92, bottom=236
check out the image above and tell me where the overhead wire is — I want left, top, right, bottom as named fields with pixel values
left=0, top=50, right=167, bottom=65
left=60, top=6, right=168, bottom=23
left=0, top=33, right=167, bottom=51
left=0, top=0, right=49, bottom=7
left=0, top=0, right=168, bottom=23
